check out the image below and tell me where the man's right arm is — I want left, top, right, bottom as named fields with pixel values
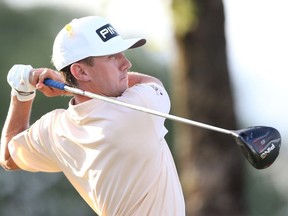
left=0, top=65, right=64, bottom=170
left=0, top=96, right=33, bottom=170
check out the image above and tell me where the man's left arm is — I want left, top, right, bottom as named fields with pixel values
left=128, top=72, right=163, bottom=87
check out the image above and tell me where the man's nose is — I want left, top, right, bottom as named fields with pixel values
left=119, top=53, right=132, bottom=71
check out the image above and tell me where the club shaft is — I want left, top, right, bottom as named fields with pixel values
left=44, top=79, right=234, bottom=136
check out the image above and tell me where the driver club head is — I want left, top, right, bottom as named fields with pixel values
left=233, top=126, right=281, bottom=169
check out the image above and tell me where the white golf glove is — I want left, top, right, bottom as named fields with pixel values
left=7, top=64, right=36, bottom=101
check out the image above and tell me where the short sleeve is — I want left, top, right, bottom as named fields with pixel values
left=9, top=112, right=62, bottom=172
left=119, top=83, right=171, bottom=138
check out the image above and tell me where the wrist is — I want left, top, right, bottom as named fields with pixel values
left=11, top=88, right=36, bottom=101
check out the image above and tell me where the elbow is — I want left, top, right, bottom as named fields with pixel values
left=0, top=156, right=21, bottom=171
left=1, top=139, right=21, bottom=171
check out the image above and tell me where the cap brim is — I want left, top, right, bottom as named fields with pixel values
left=129, top=38, right=146, bottom=49
left=91, top=37, right=146, bottom=57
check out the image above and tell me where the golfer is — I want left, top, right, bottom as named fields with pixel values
left=0, top=16, right=185, bottom=215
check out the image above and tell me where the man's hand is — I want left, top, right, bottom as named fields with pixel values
left=7, top=65, right=36, bottom=101
left=30, top=68, right=71, bottom=97
left=7, top=64, right=72, bottom=99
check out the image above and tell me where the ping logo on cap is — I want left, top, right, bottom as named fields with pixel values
left=96, top=24, right=119, bottom=42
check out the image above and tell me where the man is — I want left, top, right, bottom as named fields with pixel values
left=0, top=16, right=185, bottom=215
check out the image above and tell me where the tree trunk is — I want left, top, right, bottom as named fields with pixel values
left=172, top=0, right=245, bottom=215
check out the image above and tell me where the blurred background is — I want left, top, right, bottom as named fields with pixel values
left=0, top=0, right=287, bottom=215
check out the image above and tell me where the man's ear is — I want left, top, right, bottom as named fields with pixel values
left=70, top=63, right=91, bottom=81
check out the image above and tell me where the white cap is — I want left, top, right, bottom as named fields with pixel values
left=52, top=16, right=146, bottom=71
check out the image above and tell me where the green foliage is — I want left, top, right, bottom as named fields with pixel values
left=245, top=168, right=288, bottom=216
left=0, top=4, right=80, bottom=125
left=171, top=0, right=198, bottom=37
left=0, top=171, right=95, bottom=215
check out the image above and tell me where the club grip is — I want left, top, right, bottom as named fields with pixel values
left=44, top=78, right=65, bottom=90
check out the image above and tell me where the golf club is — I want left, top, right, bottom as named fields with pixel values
left=43, top=78, right=281, bottom=169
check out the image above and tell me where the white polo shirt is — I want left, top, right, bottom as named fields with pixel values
left=9, top=83, right=185, bottom=215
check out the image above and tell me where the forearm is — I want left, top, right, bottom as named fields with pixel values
left=128, top=72, right=163, bottom=87
left=0, top=95, right=33, bottom=170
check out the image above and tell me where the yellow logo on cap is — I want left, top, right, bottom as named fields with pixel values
left=65, top=24, right=73, bottom=36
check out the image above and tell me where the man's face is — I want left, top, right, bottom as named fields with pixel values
left=82, top=53, right=132, bottom=97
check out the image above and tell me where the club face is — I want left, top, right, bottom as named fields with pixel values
left=234, top=126, right=281, bottom=169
